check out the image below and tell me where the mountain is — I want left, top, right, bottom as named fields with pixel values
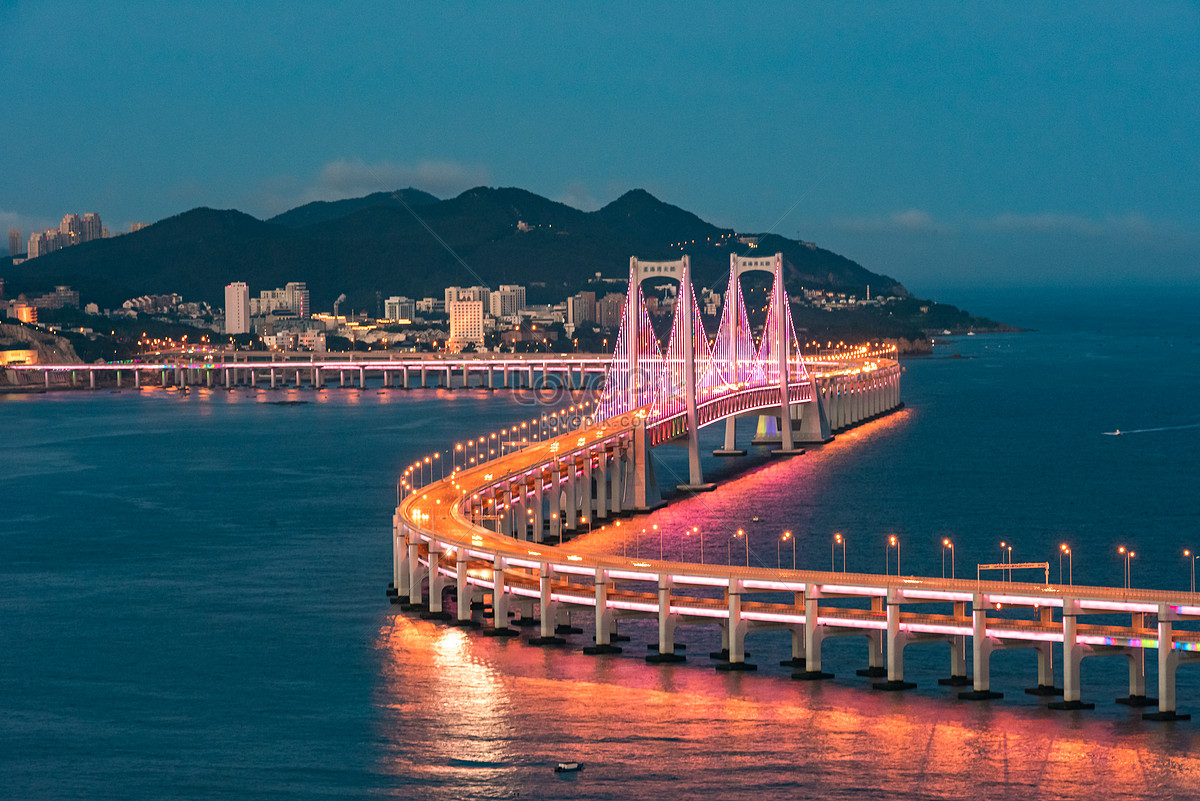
left=1, top=187, right=908, bottom=312
left=266, top=187, right=440, bottom=228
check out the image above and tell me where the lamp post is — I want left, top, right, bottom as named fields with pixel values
left=783, top=531, right=794, bottom=571
left=1186, top=549, right=1199, bottom=593
left=694, top=526, right=703, bottom=564
left=887, top=535, right=900, bottom=576
left=1059, top=543, right=1073, bottom=585
left=1000, top=541, right=1013, bottom=581
left=833, top=532, right=845, bottom=572
left=1118, top=546, right=1135, bottom=590
left=942, top=538, right=954, bottom=579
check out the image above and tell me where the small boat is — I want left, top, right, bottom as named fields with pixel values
left=555, top=762, right=583, bottom=773
left=751, top=516, right=760, bottom=522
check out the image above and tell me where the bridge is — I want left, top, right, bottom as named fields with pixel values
left=385, top=256, right=1191, bottom=723
left=2, top=353, right=610, bottom=392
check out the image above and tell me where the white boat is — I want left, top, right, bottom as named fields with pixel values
left=555, top=762, right=583, bottom=773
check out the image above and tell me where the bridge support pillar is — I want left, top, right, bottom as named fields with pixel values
left=1146, top=605, right=1191, bottom=720
left=960, top=597, right=1003, bottom=700
left=627, top=421, right=663, bottom=511
left=407, top=539, right=425, bottom=609
left=1024, top=642, right=1061, bottom=695
left=796, top=391, right=834, bottom=443
left=1049, top=601, right=1094, bottom=709
left=795, top=592, right=832, bottom=680
left=453, top=550, right=476, bottom=626
left=874, top=595, right=915, bottom=690
left=648, top=576, right=684, bottom=663
left=479, top=556, right=516, bottom=636
left=714, top=417, right=746, bottom=457
left=581, top=450, right=594, bottom=525
left=532, top=474, right=544, bottom=543
left=939, top=603, right=970, bottom=685
left=857, top=630, right=887, bottom=677
left=392, top=516, right=409, bottom=599
left=584, top=570, right=620, bottom=654
left=594, top=449, right=608, bottom=520
left=563, top=458, right=578, bottom=530
left=716, top=579, right=754, bottom=671
left=1115, top=645, right=1154, bottom=706
left=423, top=547, right=450, bottom=619
left=609, top=444, right=624, bottom=515
left=530, top=564, right=565, bottom=645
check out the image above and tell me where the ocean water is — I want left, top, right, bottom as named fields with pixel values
left=2, top=286, right=1199, bottom=800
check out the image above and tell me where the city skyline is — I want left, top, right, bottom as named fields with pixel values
left=2, top=2, right=1198, bottom=295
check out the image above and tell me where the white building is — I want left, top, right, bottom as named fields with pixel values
left=384, top=296, right=416, bottom=321
left=250, top=282, right=309, bottom=318
left=448, top=299, right=484, bottom=347
left=445, top=285, right=491, bottom=310
left=224, top=282, right=250, bottom=334
left=489, top=284, right=526, bottom=317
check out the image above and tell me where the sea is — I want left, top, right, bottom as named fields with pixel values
left=2, top=285, right=1199, bottom=800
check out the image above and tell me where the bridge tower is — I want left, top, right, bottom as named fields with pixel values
left=627, top=255, right=712, bottom=493
left=723, top=252, right=804, bottom=456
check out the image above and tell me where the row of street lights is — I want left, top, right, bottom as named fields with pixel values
left=402, top=401, right=596, bottom=496
left=600, top=526, right=1186, bottom=592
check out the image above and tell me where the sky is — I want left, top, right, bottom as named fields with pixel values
left=2, top=1, right=1198, bottom=295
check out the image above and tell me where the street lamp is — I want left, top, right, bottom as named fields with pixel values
left=1118, top=545, right=1135, bottom=590
left=887, top=535, right=900, bottom=576
left=782, top=531, right=794, bottom=571
left=833, top=532, right=845, bottom=572
left=693, top=526, right=703, bottom=564
left=1059, top=543, right=1073, bottom=585
left=1186, top=549, right=1200, bottom=593
left=942, top=538, right=954, bottom=579
left=1000, top=541, right=1013, bottom=581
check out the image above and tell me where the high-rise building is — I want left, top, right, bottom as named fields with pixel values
left=445, top=285, right=491, bottom=310
left=384, top=296, right=416, bottom=321
left=8, top=229, right=21, bottom=256
left=489, top=284, right=527, bottom=318
left=130, top=222, right=150, bottom=233
left=27, top=232, right=43, bottom=259
left=597, top=293, right=625, bottom=329
left=448, top=300, right=484, bottom=347
left=567, top=291, right=597, bottom=326
left=60, top=214, right=82, bottom=245
left=225, top=282, right=250, bottom=334
left=81, top=213, right=102, bottom=242
left=249, top=282, right=310, bottom=318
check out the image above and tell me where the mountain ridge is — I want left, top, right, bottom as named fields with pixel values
left=2, top=187, right=908, bottom=312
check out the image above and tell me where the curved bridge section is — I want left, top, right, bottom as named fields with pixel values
left=391, top=255, right=1200, bottom=720
left=394, top=395, right=1200, bottom=719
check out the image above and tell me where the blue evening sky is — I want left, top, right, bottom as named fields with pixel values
left=2, top=1, right=1198, bottom=294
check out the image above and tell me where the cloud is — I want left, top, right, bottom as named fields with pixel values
left=0, top=209, right=53, bottom=241
left=309, top=158, right=489, bottom=202
left=973, top=212, right=1165, bottom=240
left=555, top=181, right=600, bottom=211
left=831, top=208, right=945, bottom=233
left=247, top=158, right=491, bottom=218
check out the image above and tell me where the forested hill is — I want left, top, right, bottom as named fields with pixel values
left=2, top=186, right=908, bottom=311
